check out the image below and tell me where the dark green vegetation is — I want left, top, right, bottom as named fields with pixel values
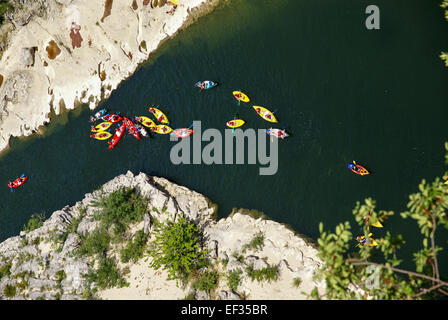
left=0, top=0, right=13, bottom=25
left=0, top=262, right=11, bottom=280
left=313, top=144, right=448, bottom=299
left=22, top=214, right=45, bottom=233
left=3, top=284, right=16, bottom=298
left=76, top=188, right=149, bottom=296
left=120, top=229, right=148, bottom=263
left=242, top=231, right=265, bottom=253
left=226, top=269, right=242, bottom=292
left=92, top=187, right=147, bottom=236
left=191, top=270, right=219, bottom=292
left=246, top=263, right=279, bottom=283
left=147, top=214, right=209, bottom=283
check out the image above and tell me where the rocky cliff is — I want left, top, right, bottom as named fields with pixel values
left=0, top=0, right=219, bottom=153
left=0, top=171, right=326, bottom=300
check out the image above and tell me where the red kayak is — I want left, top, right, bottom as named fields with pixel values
left=108, top=122, right=126, bottom=149
left=123, top=117, right=140, bottom=140
left=102, top=114, right=123, bottom=123
left=8, top=176, right=28, bottom=189
left=172, top=128, right=194, bottom=138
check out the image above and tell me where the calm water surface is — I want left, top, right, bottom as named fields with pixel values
left=1, top=0, right=447, bottom=270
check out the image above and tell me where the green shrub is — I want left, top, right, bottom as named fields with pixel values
left=243, top=231, right=265, bottom=253
left=0, top=262, right=12, bottom=279
left=120, top=229, right=148, bottom=263
left=55, top=270, right=66, bottom=284
left=147, top=214, right=209, bottom=282
left=226, top=269, right=242, bottom=292
left=232, top=251, right=245, bottom=264
left=83, top=257, right=128, bottom=290
left=23, top=213, right=45, bottom=232
left=32, top=237, right=41, bottom=246
left=246, top=263, right=278, bottom=283
left=93, top=187, right=148, bottom=235
left=182, top=292, right=196, bottom=300
left=67, top=206, right=86, bottom=234
left=192, top=270, right=219, bottom=292
left=293, top=277, right=302, bottom=287
left=76, top=228, right=110, bottom=257
left=0, top=1, right=13, bottom=25
left=221, top=258, right=229, bottom=267
left=3, top=284, right=16, bottom=298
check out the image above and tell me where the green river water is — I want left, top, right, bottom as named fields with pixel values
left=1, top=0, right=448, bottom=271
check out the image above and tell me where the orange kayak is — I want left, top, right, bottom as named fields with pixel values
left=348, top=161, right=370, bottom=175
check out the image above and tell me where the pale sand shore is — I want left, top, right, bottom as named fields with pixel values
left=0, top=0, right=220, bottom=153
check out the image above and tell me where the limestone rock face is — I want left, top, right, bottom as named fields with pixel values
left=21, top=47, right=36, bottom=67
left=0, top=172, right=326, bottom=300
left=0, top=0, right=220, bottom=152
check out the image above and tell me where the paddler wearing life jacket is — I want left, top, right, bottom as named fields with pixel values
left=356, top=235, right=368, bottom=245
left=348, top=163, right=358, bottom=172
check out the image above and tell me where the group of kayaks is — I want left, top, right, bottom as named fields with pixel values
left=90, top=109, right=149, bottom=149
left=229, top=90, right=289, bottom=139
left=346, top=161, right=383, bottom=247
left=89, top=104, right=196, bottom=149
left=195, top=81, right=289, bottom=140
left=356, top=214, right=383, bottom=247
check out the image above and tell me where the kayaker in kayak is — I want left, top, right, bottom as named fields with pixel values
left=356, top=235, right=367, bottom=244
left=348, top=163, right=359, bottom=173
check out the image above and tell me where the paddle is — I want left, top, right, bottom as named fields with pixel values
left=232, top=114, right=238, bottom=133
left=10, top=173, right=25, bottom=192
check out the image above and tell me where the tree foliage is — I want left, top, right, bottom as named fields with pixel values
left=147, top=214, right=209, bottom=283
left=312, top=144, right=448, bottom=300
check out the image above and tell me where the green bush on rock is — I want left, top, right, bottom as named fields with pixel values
left=147, top=214, right=209, bottom=283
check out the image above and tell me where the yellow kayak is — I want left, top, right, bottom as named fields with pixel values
left=226, top=119, right=245, bottom=128
left=233, top=91, right=250, bottom=103
left=253, top=106, right=278, bottom=123
left=151, top=124, right=173, bottom=134
left=135, top=116, right=156, bottom=128
left=357, top=233, right=378, bottom=247
left=370, top=220, right=383, bottom=228
left=149, top=106, right=169, bottom=124
left=91, top=121, right=112, bottom=132
left=90, top=131, right=112, bottom=140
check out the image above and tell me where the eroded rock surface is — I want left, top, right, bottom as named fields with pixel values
left=0, top=172, right=326, bottom=300
left=0, top=0, right=220, bottom=152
